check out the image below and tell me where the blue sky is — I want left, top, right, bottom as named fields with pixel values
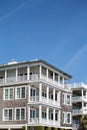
left=0, top=0, right=87, bottom=83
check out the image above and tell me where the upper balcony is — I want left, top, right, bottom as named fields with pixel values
left=72, top=96, right=87, bottom=102
left=0, top=64, right=71, bottom=90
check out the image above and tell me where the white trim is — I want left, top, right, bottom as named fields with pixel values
left=15, top=107, right=26, bottom=121
left=3, top=87, right=14, bottom=100
left=15, top=86, right=26, bottom=99
left=3, top=108, right=13, bottom=121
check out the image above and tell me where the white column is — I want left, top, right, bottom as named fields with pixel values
left=39, top=65, right=42, bottom=79
left=28, top=85, right=30, bottom=101
left=62, top=77, right=64, bottom=87
left=27, top=66, right=30, bottom=80
left=8, top=128, right=11, bottom=130
left=58, top=110, right=60, bottom=126
left=58, top=75, right=60, bottom=85
left=28, top=106, right=30, bottom=123
left=53, top=89, right=55, bottom=102
left=47, top=86, right=49, bottom=103
left=82, top=89, right=84, bottom=109
left=39, top=105, right=42, bottom=123
left=57, top=91, right=60, bottom=106
left=46, top=107, right=49, bottom=123
left=82, top=89, right=83, bottom=98
left=47, top=69, right=48, bottom=81
left=16, top=68, right=18, bottom=81
left=53, top=109, right=55, bottom=124
left=53, top=72, right=55, bottom=82
left=39, top=83, right=42, bottom=101
left=5, top=70, right=7, bottom=83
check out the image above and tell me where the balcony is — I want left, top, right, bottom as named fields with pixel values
left=0, top=74, right=70, bottom=90
left=73, top=107, right=87, bottom=115
left=29, top=96, right=60, bottom=107
left=28, top=118, right=60, bottom=127
left=72, top=96, right=87, bottom=102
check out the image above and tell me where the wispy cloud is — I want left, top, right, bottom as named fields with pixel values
left=63, top=44, right=87, bottom=71
left=0, top=0, right=29, bottom=22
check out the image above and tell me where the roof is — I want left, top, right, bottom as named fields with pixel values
left=0, top=59, right=72, bottom=79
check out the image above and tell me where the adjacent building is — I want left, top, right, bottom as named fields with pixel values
left=0, top=59, right=72, bottom=130
left=72, top=83, right=87, bottom=130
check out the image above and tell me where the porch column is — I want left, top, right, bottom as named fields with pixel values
left=82, top=89, right=83, bottom=98
left=58, top=75, right=60, bottom=85
left=27, top=66, right=30, bottom=80
left=5, top=69, right=7, bottom=83
left=53, top=89, right=55, bottom=102
left=47, top=86, right=49, bottom=103
left=47, top=69, right=48, bottom=81
left=53, top=109, right=55, bottom=124
left=58, top=110, right=60, bottom=126
left=28, top=85, right=30, bottom=101
left=62, top=77, right=64, bottom=87
left=57, top=91, right=60, bottom=106
left=8, top=128, right=11, bottom=130
left=53, top=72, right=55, bottom=83
left=28, top=106, right=30, bottom=123
left=39, top=105, right=42, bottom=123
left=39, top=65, right=42, bottom=79
left=39, top=83, right=42, bottom=101
left=46, top=107, right=49, bottom=123
left=16, top=68, right=18, bottom=82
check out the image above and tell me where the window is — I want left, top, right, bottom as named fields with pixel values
left=63, top=112, right=71, bottom=124
left=62, top=93, right=71, bottom=105
left=15, top=108, right=25, bottom=120
left=30, top=109, right=36, bottom=118
left=3, top=108, right=13, bottom=121
left=67, top=113, right=71, bottom=124
left=42, top=92, right=47, bottom=97
left=4, top=88, right=13, bottom=100
left=42, top=111, right=46, bottom=119
left=16, top=86, right=26, bottom=99
left=67, top=95, right=71, bottom=105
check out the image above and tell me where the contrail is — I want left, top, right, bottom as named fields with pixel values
left=63, top=44, right=87, bottom=71
left=0, top=0, right=28, bottom=22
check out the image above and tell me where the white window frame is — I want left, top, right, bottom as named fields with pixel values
left=63, top=112, right=72, bottom=124
left=3, top=108, right=13, bottom=121
left=15, top=86, right=26, bottom=99
left=15, top=107, right=26, bottom=121
left=62, top=93, right=71, bottom=106
left=42, top=111, right=46, bottom=119
left=3, top=87, right=14, bottom=100
left=30, top=108, right=36, bottom=119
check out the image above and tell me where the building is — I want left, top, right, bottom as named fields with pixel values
left=72, top=83, right=87, bottom=130
left=0, top=59, right=72, bottom=130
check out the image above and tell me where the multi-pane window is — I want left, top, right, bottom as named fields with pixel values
left=3, top=108, right=13, bottom=121
left=63, top=112, right=71, bottom=124
left=16, top=108, right=25, bottom=120
left=30, top=109, right=36, bottom=118
left=62, top=93, right=71, bottom=105
left=16, top=87, right=25, bottom=99
left=42, top=111, right=46, bottom=119
left=67, top=95, right=71, bottom=105
left=4, top=88, right=13, bottom=100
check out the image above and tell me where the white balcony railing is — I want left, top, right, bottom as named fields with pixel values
left=29, top=96, right=59, bottom=106
left=28, top=118, right=59, bottom=127
left=0, top=74, right=71, bottom=90
left=73, top=107, right=87, bottom=115
left=72, top=96, right=87, bottom=102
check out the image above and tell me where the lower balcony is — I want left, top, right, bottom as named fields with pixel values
left=28, top=118, right=59, bottom=127
left=29, top=96, right=60, bottom=107
left=73, top=107, right=87, bottom=115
